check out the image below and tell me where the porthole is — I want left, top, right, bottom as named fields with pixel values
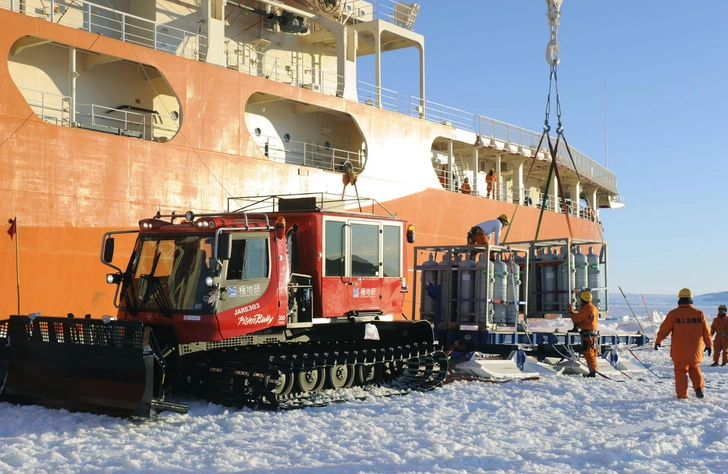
left=324, top=141, right=331, bottom=150
left=254, top=127, right=261, bottom=137
left=284, top=133, right=291, bottom=143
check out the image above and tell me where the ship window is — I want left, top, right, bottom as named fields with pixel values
left=324, top=141, right=331, bottom=150
left=350, top=223, right=379, bottom=277
left=382, top=225, right=401, bottom=277
left=283, top=133, right=291, bottom=143
left=324, top=221, right=345, bottom=277
left=254, top=127, right=261, bottom=136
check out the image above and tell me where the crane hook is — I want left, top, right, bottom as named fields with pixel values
left=545, top=0, right=563, bottom=66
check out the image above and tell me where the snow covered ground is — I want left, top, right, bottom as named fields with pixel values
left=2, top=303, right=727, bottom=474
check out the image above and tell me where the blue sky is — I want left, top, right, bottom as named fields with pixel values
left=362, top=1, right=728, bottom=295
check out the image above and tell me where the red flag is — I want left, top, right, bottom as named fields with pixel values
left=7, top=218, right=16, bottom=240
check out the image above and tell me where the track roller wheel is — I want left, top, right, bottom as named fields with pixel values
left=296, top=367, right=326, bottom=394
left=355, top=362, right=382, bottom=386
left=273, top=371, right=295, bottom=398
left=326, top=364, right=355, bottom=389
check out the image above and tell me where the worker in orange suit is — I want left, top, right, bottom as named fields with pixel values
left=485, top=169, right=497, bottom=199
left=467, top=214, right=509, bottom=246
left=567, top=290, right=599, bottom=377
left=710, top=304, right=728, bottom=367
left=654, top=288, right=712, bottom=399
left=460, top=177, right=472, bottom=194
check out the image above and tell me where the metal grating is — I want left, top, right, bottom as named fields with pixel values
left=7, top=317, right=146, bottom=348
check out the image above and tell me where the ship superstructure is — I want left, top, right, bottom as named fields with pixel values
left=0, top=0, right=622, bottom=318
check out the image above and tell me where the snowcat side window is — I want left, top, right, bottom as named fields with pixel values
left=324, top=221, right=345, bottom=277
left=350, top=223, right=379, bottom=277
left=244, top=239, right=268, bottom=279
left=225, top=237, right=269, bottom=281
left=382, top=225, right=401, bottom=277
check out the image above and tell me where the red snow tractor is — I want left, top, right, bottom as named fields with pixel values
left=0, top=195, right=447, bottom=419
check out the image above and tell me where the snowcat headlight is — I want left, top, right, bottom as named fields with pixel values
left=106, top=273, right=121, bottom=284
left=185, top=211, right=195, bottom=222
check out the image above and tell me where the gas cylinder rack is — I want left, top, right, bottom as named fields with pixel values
left=507, top=238, right=609, bottom=319
left=411, top=243, right=530, bottom=351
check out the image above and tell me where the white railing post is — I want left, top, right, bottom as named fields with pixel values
left=154, top=26, right=158, bottom=51
left=121, top=13, right=126, bottom=42
left=87, top=2, right=92, bottom=32
left=69, top=46, right=77, bottom=127
left=50, top=0, right=55, bottom=22
left=40, top=92, right=45, bottom=121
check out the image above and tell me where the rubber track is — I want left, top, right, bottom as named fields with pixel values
left=196, top=347, right=449, bottom=411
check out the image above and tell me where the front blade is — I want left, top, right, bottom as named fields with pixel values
left=0, top=316, right=184, bottom=419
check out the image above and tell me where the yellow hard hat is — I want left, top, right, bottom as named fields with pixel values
left=678, top=288, right=693, bottom=298
left=719, top=304, right=727, bottom=312
left=580, top=290, right=593, bottom=302
left=498, top=214, right=509, bottom=226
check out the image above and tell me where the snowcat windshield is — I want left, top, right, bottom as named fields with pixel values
left=123, top=234, right=216, bottom=314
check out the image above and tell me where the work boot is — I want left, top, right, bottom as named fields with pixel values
left=583, top=371, right=597, bottom=378
left=722, top=363, right=726, bottom=367
left=696, top=388, right=705, bottom=399
left=711, top=362, right=719, bottom=367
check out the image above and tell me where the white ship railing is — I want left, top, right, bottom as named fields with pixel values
left=436, top=171, right=601, bottom=222
left=74, top=103, right=179, bottom=141
left=478, top=115, right=617, bottom=192
left=0, top=0, right=206, bottom=61
left=357, top=81, right=616, bottom=194
left=20, top=87, right=179, bottom=141
left=358, top=81, right=477, bottom=131
left=336, top=1, right=420, bottom=30
left=22, top=87, right=71, bottom=127
left=254, top=133, right=364, bottom=174
left=225, top=41, right=343, bottom=96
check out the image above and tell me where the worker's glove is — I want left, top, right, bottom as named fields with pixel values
left=705, top=347, right=712, bottom=357
left=568, top=324, right=579, bottom=333
left=654, top=343, right=660, bottom=351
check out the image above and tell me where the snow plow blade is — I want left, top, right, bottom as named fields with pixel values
left=0, top=316, right=187, bottom=419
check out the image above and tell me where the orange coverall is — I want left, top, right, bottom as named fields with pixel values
left=655, top=304, right=712, bottom=399
left=569, top=302, right=599, bottom=373
left=710, top=314, right=728, bottom=365
left=485, top=172, right=497, bottom=199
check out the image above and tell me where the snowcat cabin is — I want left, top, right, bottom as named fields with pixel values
left=108, top=215, right=287, bottom=344
left=276, top=209, right=411, bottom=323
